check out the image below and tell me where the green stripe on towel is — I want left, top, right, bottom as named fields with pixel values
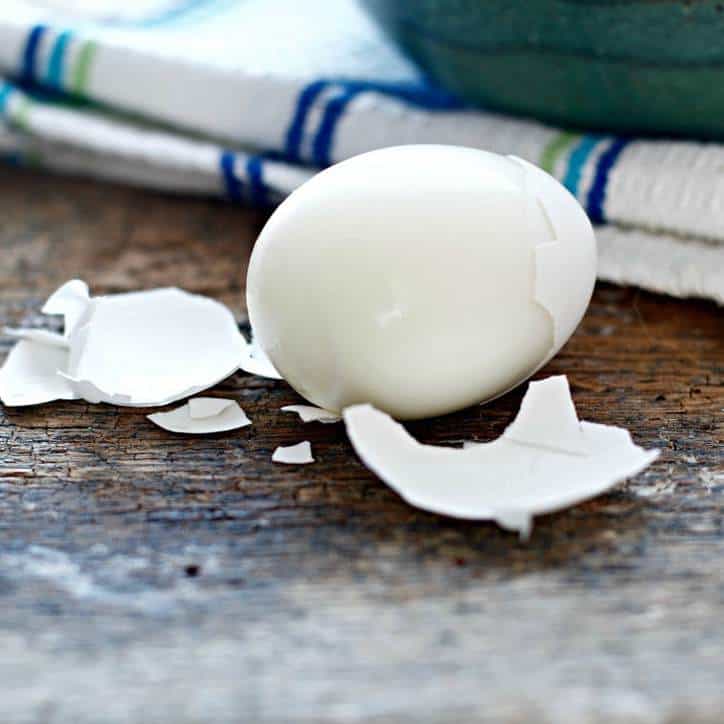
left=10, top=96, right=32, bottom=131
left=540, top=131, right=578, bottom=176
left=71, top=41, right=97, bottom=96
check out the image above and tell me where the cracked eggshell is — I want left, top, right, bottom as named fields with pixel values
left=0, top=282, right=250, bottom=409
left=4, top=328, right=69, bottom=348
left=63, top=287, right=246, bottom=406
left=0, top=340, right=78, bottom=407
left=41, top=279, right=90, bottom=339
left=147, top=397, right=251, bottom=434
left=343, top=375, right=659, bottom=538
left=247, top=145, right=596, bottom=420
left=239, top=333, right=283, bottom=380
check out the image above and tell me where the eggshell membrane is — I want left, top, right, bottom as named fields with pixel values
left=247, top=145, right=595, bottom=420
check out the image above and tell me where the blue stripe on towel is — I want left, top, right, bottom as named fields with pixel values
left=586, top=138, right=629, bottom=224
left=245, top=155, right=268, bottom=207
left=312, top=80, right=461, bottom=167
left=0, top=83, right=15, bottom=116
left=286, top=78, right=462, bottom=166
left=220, top=150, right=243, bottom=202
left=47, top=30, right=74, bottom=90
left=340, top=79, right=461, bottom=110
left=562, top=135, right=601, bottom=199
left=285, top=80, right=330, bottom=163
left=312, top=85, right=360, bottom=167
left=0, top=84, right=13, bottom=115
left=20, top=25, right=48, bottom=86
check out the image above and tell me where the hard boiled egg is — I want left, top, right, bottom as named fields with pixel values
left=246, top=145, right=596, bottom=420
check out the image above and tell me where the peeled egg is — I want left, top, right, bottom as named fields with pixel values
left=246, top=145, right=596, bottom=420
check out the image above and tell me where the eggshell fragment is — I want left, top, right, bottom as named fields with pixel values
left=239, top=334, right=283, bottom=380
left=2, top=279, right=89, bottom=353
left=0, top=340, right=78, bottom=407
left=281, top=404, right=341, bottom=423
left=247, top=145, right=596, bottom=420
left=188, top=397, right=238, bottom=419
left=272, top=441, right=314, bottom=464
left=502, top=374, right=589, bottom=455
left=343, top=375, right=659, bottom=538
left=41, top=279, right=90, bottom=339
left=62, top=287, right=246, bottom=406
left=0, top=281, right=249, bottom=408
left=513, top=156, right=596, bottom=351
left=147, top=397, right=251, bottom=434
left=4, top=328, right=69, bottom=348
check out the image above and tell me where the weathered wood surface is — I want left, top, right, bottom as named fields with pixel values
left=0, top=167, right=721, bottom=724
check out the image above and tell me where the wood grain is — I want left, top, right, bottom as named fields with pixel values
left=0, top=168, right=721, bottom=724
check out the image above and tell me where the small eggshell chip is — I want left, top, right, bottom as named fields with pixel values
left=281, top=404, right=342, bottom=423
left=343, top=375, right=659, bottom=538
left=247, top=145, right=596, bottom=420
left=147, top=397, right=251, bottom=434
left=272, top=441, right=314, bottom=464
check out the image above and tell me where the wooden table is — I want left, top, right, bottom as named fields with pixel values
left=0, top=168, right=722, bottom=724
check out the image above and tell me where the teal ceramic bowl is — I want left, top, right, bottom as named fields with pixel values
left=361, top=0, right=724, bottom=138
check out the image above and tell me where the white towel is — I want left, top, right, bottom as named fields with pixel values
left=0, top=0, right=722, bottom=303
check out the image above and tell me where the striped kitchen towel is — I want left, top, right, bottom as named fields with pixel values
left=0, top=0, right=722, bottom=304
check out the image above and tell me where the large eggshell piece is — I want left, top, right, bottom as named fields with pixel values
left=246, top=145, right=595, bottom=420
